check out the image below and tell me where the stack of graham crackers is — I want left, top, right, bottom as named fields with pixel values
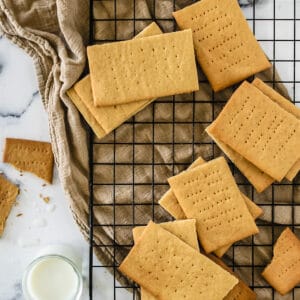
left=67, top=23, right=199, bottom=139
left=66, top=0, right=300, bottom=297
left=120, top=220, right=256, bottom=300
left=68, top=0, right=272, bottom=141
left=159, top=156, right=262, bottom=258
left=207, top=79, right=300, bottom=193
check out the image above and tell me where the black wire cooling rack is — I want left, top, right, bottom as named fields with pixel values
left=88, top=0, right=300, bottom=299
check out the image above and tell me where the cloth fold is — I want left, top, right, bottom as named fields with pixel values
left=1, top=1, right=299, bottom=299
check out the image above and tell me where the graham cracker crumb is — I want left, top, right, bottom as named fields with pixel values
left=43, top=197, right=50, bottom=204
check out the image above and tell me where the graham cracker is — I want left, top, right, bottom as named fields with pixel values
left=252, top=78, right=300, bottom=119
left=168, top=157, right=259, bottom=253
left=87, top=29, right=199, bottom=106
left=159, top=156, right=262, bottom=257
left=67, top=78, right=106, bottom=139
left=159, top=157, right=206, bottom=219
left=208, top=254, right=257, bottom=300
left=206, top=124, right=274, bottom=193
left=208, top=81, right=300, bottom=181
left=119, top=221, right=238, bottom=299
left=3, top=138, right=54, bottom=183
left=252, top=78, right=300, bottom=181
left=0, top=174, right=19, bottom=236
left=158, top=190, right=186, bottom=220
left=133, top=219, right=199, bottom=251
left=67, top=22, right=162, bottom=139
left=173, top=0, right=271, bottom=92
left=134, top=220, right=256, bottom=300
left=214, top=194, right=263, bottom=258
left=133, top=220, right=199, bottom=300
left=262, top=228, right=300, bottom=295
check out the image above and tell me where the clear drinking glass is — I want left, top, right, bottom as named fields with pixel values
left=22, top=245, right=83, bottom=300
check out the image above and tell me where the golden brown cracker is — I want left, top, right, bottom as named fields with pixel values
left=134, top=220, right=256, bottom=300
left=158, top=190, right=186, bottom=220
left=209, top=81, right=300, bottom=181
left=3, top=138, right=54, bottom=183
left=67, top=22, right=162, bottom=139
left=173, top=0, right=270, bottom=92
left=214, top=194, right=263, bottom=258
left=252, top=78, right=300, bottom=119
left=133, top=220, right=199, bottom=300
left=159, top=156, right=262, bottom=257
left=206, top=124, right=274, bottom=193
left=119, top=221, right=238, bottom=299
left=67, top=78, right=106, bottom=139
left=168, top=157, right=258, bottom=253
left=0, top=174, right=19, bottom=236
left=262, top=228, right=300, bottom=295
left=208, top=254, right=257, bottom=300
left=87, top=29, right=199, bottom=106
left=252, top=78, right=300, bottom=181
left=242, top=194, right=263, bottom=220
left=133, top=219, right=199, bottom=251
left=159, top=157, right=206, bottom=219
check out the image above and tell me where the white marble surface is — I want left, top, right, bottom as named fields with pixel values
left=0, top=37, right=131, bottom=300
left=0, top=1, right=299, bottom=299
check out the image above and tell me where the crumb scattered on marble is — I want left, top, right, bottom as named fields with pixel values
left=43, top=197, right=50, bottom=204
left=42, top=183, right=46, bottom=187
left=16, top=213, right=23, bottom=217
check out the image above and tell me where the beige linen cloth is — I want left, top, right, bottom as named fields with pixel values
left=0, top=1, right=299, bottom=299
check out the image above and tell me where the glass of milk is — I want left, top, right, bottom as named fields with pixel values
left=22, top=245, right=83, bottom=300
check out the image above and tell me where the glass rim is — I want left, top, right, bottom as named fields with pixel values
left=22, top=254, right=83, bottom=300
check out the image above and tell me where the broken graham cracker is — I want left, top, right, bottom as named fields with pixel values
left=0, top=174, right=19, bottom=236
left=262, top=228, right=300, bottom=295
left=67, top=22, right=162, bottom=139
left=252, top=77, right=300, bottom=181
left=87, top=29, right=199, bottom=106
left=3, top=138, right=54, bottom=184
left=168, top=157, right=259, bottom=253
left=119, top=221, right=238, bottom=300
left=173, top=0, right=270, bottom=92
left=133, top=219, right=199, bottom=251
left=209, top=81, right=300, bottom=182
left=133, top=220, right=256, bottom=300
left=206, top=124, right=274, bottom=193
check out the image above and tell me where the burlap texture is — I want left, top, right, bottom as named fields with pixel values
left=0, top=1, right=299, bottom=299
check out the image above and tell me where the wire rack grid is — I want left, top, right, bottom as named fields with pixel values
left=88, top=0, right=300, bottom=299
